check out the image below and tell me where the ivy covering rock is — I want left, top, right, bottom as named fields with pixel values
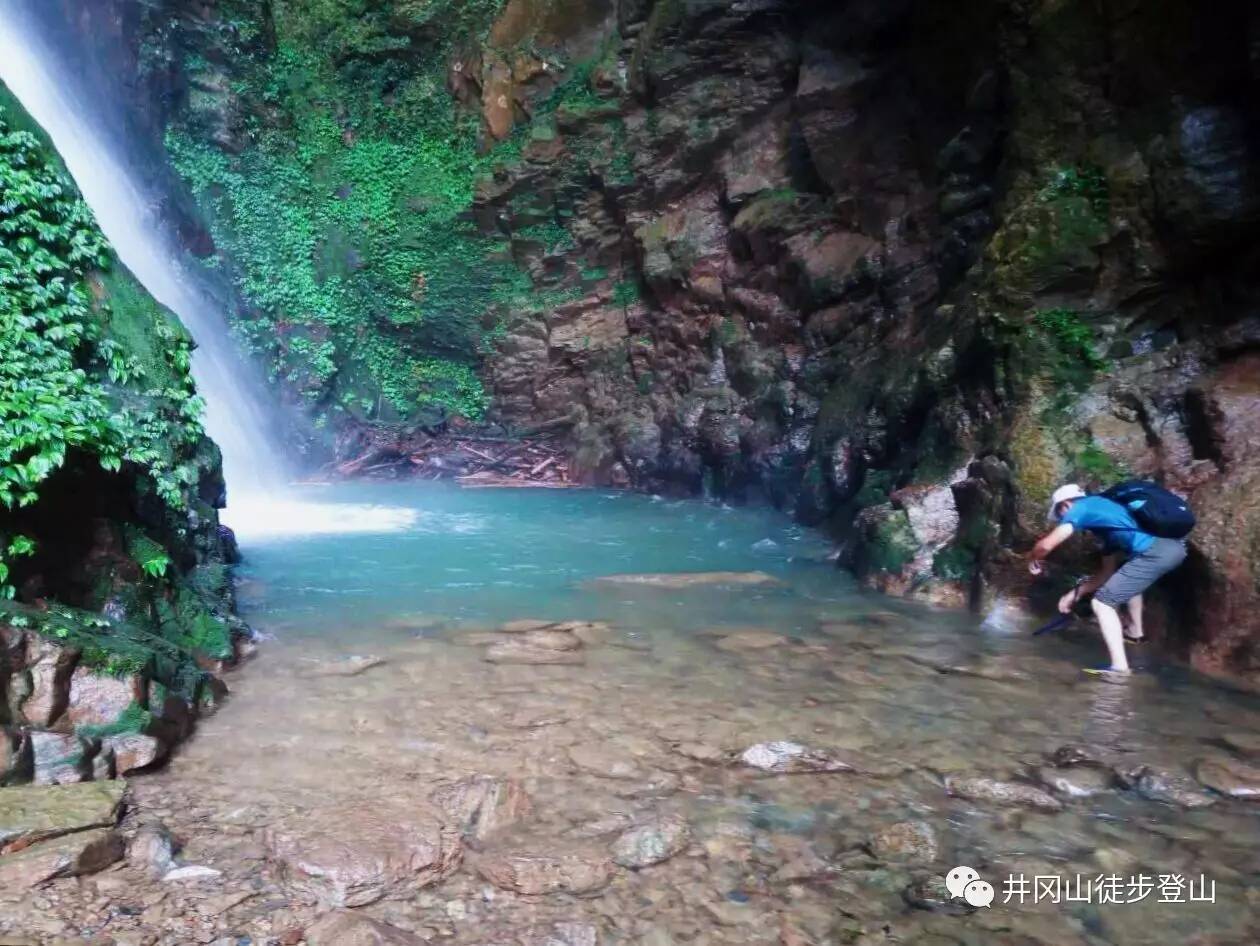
left=0, top=85, right=244, bottom=787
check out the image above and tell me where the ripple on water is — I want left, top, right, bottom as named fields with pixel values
left=51, top=483, right=1260, bottom=945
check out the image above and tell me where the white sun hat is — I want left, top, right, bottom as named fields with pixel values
left=1047, top=483, right=1087, bottom=523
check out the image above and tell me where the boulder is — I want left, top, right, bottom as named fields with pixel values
left=62, top=666, right=141, bottom=728
left=126, top=822, right=175, bottom=877
left=1193, top=757, right=1260, bottom=799
left=302, top=655, right=386, bottom=678
left=499, top=619, right=558, bottom=633
left=30, top=730, right=93, bottom=785
left=306, top=911, right=428, bottom=946
left=264, top=801, right=462, bottom=907
left=1036, top=765, right=1115, bottom=798
left=104, top=733, right=166, bottom=775
left=1122, top=767, right=1216, bottom=809
left=740, top=741, right=899, bottom=776
left=520, top=629, right=583, bottom=651
left=430, top=775, right=532, bottom=840
left=0, top=780, right=126, bottom=852
left=0, top=828, right=123, bottom=889
left=945, top=777, right=1063, bottom=812
left=18, top=639, right=78, bottom=727
left=869, top=820, right=939, bottom=864
left=611, top=814, right=691, bottom=868
left=484, top=640, right=585, bottom=665
left=710, top=629, right=791, bottom=653
left=587, top=572, right=782, bottom=589
left=475, top=847, right=616, bottom=895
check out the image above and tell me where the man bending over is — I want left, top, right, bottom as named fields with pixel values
left=1028, top=483, right=1187, bottom=677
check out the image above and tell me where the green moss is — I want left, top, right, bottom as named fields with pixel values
left=78, top=701, right=153, bottom=740
left=865, top=509, right=918, bottom=574
left=162, top=0, right=525, bottom=425
left=932, top=544, right=976, bottom=581
left=1072, top=441, right=1126, bottom=486
left=0, top=98, right=207, bottom=594
left=853, top=469, right=894, bottom=509
left=1038, top=164, right=1108, bottom=215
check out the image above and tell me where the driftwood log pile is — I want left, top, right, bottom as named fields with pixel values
left=327, top=430, right=573, bottom=487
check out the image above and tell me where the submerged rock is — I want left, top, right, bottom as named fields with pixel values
left=1036, top=765, right=1116, bottom=798
left=499, top=619, right=558, bottom=633
left=588, top=571, right=782, bottom=589
left=1123, top=767, right=1217, bottom=809
left=869, top=820, right=940, bottom=864
left=611, top=814, right=691, bottom=868
left=306, top=911, right=428, bottom=946
left=484, top=640, right=585, bottom=665
left=521, top=629, right=583, bottom=651
left=0, top=780, right=125, bottom=852
left=1193, top=756, right=1260, bottom=799
left=945, top=776, right=1063, bottom=811
left=303, top=655, right=386, bottom=677
left=710, top=628, right=791, bottom=652
left=430, top=774, right=532, bottom=840
left=1220, top=731, right=1260, bottom=758
left=264, top=801, right=461, bottom=906
left=475, top=847, right=616, bottom=895
left=740, top=741, right=898, bottom=776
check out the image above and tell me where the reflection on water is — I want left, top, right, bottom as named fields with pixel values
left=85, top=486, right=1260, bottom=942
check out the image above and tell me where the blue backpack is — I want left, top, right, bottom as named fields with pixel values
left=1102, top=480, right=1195, bottom=539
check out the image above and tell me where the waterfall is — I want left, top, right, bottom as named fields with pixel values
left=0, top=4, right=417, bottom=540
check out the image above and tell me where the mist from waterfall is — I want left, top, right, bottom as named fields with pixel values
left=0, top=4, right=417, bottom=541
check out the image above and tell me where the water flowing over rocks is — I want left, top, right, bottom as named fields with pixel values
left=305, top=911, right=430, bottom=946
left=263, top=802, right=463, bottom=907
left=474, top=848, right=616, bottom=896
left=430, top=776, right=533, bottom=841
left=944, top=776, right=1064, bottom=812
left=610, top=814, right=691, bottom=868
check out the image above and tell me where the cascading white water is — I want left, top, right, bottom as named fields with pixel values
left=0, top=4, right=417, bottom=541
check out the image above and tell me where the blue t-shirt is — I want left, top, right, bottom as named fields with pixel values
left=1061, top=495, right=1155, bottom=556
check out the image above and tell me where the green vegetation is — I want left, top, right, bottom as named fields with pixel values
left=0, top=108, right=206, bottom=596
left=1038, top=163, right=1108, bottom=214
left=78, top=701, right=153, bottom=740
left=162, top=1, right=562, bottom=426
left=864, top=509, right=918, bottom=575
left=1028, top=307, right=1105, bottom=413
left=932, top=543, right=976, bottom=582
left=1, top=94, right=238, bottom=704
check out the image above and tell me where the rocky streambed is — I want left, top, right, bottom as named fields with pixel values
left=5, top=605, right=1260, bottom=946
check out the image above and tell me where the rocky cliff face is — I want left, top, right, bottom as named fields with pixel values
left=62, top=0, right=1260, bottom=677
left=0, top=86, right=244, bottom=786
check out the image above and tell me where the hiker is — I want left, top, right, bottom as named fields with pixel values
left=1028, top=481, right=1193, bottom=677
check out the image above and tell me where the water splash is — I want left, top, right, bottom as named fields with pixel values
left=0, top=6, right=415, bottom=540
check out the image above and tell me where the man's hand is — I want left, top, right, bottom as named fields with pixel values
left=1058, top=588, right=1079, bottom=613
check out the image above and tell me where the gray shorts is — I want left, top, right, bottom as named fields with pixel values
left=1095, top=537, right=1187, bottom=608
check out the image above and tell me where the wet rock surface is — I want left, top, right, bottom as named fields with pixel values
left=263, top=801, right=462, bottom=907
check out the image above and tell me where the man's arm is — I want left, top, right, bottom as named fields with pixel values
left=1057, top=555, right=1118, bottom=612
left=1028, top=523, right=1075, bottom=574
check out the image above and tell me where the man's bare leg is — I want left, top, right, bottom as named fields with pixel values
left=1125, top=594, right=1145, bottom=641
left=1091, top=598, right=1131, bottom=672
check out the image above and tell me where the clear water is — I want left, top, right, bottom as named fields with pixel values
left=5, top=483, right=1260, bottom=945
left=235, top=481, right=845, bottom=639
